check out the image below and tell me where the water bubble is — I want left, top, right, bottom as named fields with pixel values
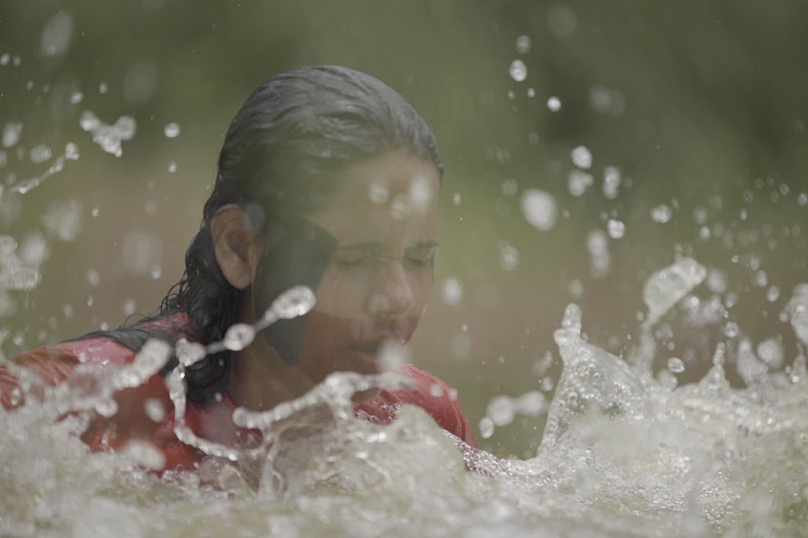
left=527, top=88, right=536, bottom=98
left=91, top=207, right=100, bottom=217
left=143, top=398, right=166, bottom=423
left=547, top=96, right=562, bottom=112
left=667, top=357, right=685, bottom=373
left=429, top=383, right=444, bottom=397
left=508, top=59, right=527, bottom=82
left=766, top=285, right=780, bottom=302
left=223, top=323, right=256, bottom=351
left=442, top=277, right=463, bottom=305
left=478, top=417, right=495, bottom=439
left=269, top=286, right=317, bottom=320
left=571, top=145, right=592, bottom=169
left=0, top=53, right=9, bottom=66
left=521, top=189, right=558, bottom=232
left=70, top=90, right=83, bottom=104
left=167, top=161, right=177, bottom=173
left=40, top=11, right=73, bottom=57
left=2, top=122, right=23, bottom=148
left=515, top=35, right=532, bottom=54
left=650, top=204, right=672, bottom=223
left=176, top=338, right=207, bottom=367
left=98, top=82, right=109, bottom=94
left=164, top=122, right=181, bottom=138
left=41, top=198, right=82, bottom=242
left=568, top=170, right=594, bottom=196
left=602, top=166, right=621, bottom=199
left=499, top=242, right=520, bottom=271
left=798, top=193, right=808, bottom=206
left=452, top=192, right=461, bottom=205
left=607, top=219, right=625, bottom=239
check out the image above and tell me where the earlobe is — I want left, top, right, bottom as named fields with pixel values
left=210, top=206, right=262, bottom=290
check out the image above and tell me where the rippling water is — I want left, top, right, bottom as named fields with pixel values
left=3, top=260, right=807, bottom=537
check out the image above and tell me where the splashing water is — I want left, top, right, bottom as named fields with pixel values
left=3, top=258, right=808, bottom=536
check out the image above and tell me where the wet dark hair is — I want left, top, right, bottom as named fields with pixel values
left=77, top=65, right=443, bottom=404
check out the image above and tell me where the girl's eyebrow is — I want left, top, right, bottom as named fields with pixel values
left=336, top=239, right=439, bottom=251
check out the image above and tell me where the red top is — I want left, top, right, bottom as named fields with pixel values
left=0, top=316, right=476, bottom=473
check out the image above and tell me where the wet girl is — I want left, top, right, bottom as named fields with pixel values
left=0, top=66, right=476, bottom=476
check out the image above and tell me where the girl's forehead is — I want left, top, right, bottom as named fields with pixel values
left=306, top=151, right=440, bottom=240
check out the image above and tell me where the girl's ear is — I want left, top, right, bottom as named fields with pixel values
left=209, top=205, right=264, bottom=290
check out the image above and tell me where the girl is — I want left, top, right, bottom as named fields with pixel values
left=0, top=65, right=475, bottom=475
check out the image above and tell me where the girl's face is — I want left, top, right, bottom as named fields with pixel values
left=292, top=150, right=441, bottom=384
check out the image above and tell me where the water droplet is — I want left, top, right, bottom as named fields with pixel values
left=515, top=35, right=532, bottom=54
left=723, top=321, right=739, bottom=338
left=643, top=258, right=707, bottom=319
left=176, top=338, right=207, bottom=366
left=501, top=178, right=519, bottom=197
left=442, top=277, right=463, bottom=305
left=86, top=268, right=100, bottom=287
left=164, top=122, right=181, bottom=138
left=478, top=417, right=495, bottom=439
left=28, top=144, right=52, bottom=163
left=607, top=219, right=625, bottom=239
left=40, top=11, right=73, bottom=57
left=41, top=198, right=82, bottom=242
left=122, top=231, right=162, bottom=276
left=70, top=91, right=83, bottom=104
left=547, top=96, right=562, bottom=112
left=223, top=323, right=256, bottom=351
left=367, top=179, right=389, bottom=204
left=568, top=170, right=594, bottom=197
left=602, top=166, right=621, bottom=199
left=2, top=122, right=23, bottom=148
left=499, top=243, right=520, bottom=271
left=429, top=383, right=444, bottom=397
left=98, top=82, right=109, bottom=94
left=798, top=193, right=808, bottom=206
left=667, top=357, right=685, bottom=373
left=95, top=398, right=118, bottom=417
left=122, top=439, right=166, bottom=471
left=568, top=279, right=584, bottom=298
left=269, top=286, right=316, bottom=320
left=452, top=192, right=461, bottom=205
left=508, top=59, right=527, bottom=82
left=571, top=145, right=592, bottom=169
left=521, top=189, right=558, bottom=232
left=167, top=161, right=177, bottom=173
left=64, top=142, right=80, bottom=160
left=487, top=395, right=515, bottom=427
left=757, top=338, right=783, bottom=369
left=0, top=53, right=9, bottom=66
left=650, top=204, right=672, bottom=223
left=766, top=285, right=780, bottom=302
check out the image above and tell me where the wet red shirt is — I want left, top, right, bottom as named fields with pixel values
left=0, top=318, right=475, bottom=472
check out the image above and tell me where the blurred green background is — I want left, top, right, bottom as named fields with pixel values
left=1, top=0, right=807, bottom=459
